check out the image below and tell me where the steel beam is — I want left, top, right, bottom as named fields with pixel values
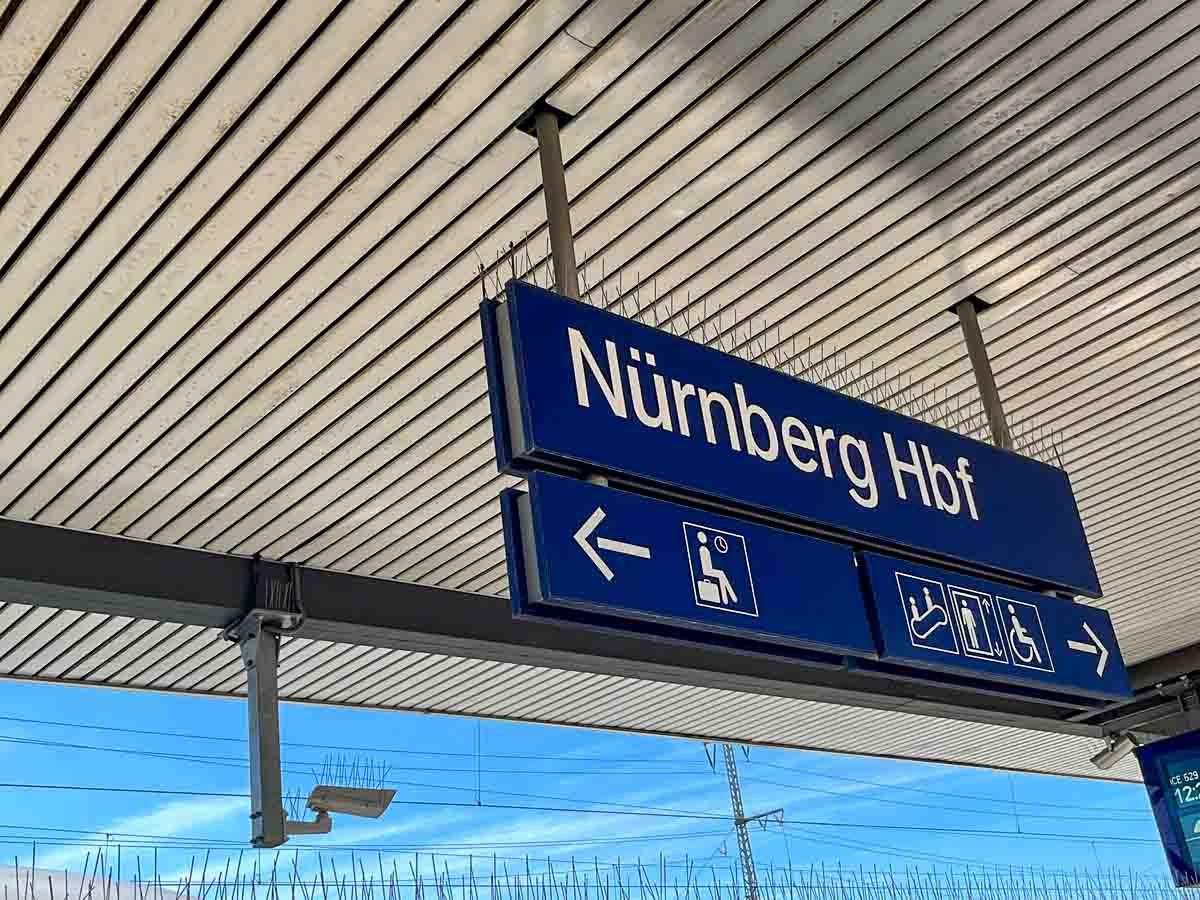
left=955, top=297, right=1013, bottom=451
left=0, top=516, right=1126, bottom=745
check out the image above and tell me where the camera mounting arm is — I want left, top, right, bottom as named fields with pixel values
left=223, top=559, right=307, bottom=848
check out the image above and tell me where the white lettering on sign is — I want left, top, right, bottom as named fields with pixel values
left=567, top=327, right=981, bottom=521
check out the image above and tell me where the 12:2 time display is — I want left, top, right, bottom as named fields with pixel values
left=1174, top=784, right=1200, bottom=806
left=1170, top=768, right=1200, bottom=806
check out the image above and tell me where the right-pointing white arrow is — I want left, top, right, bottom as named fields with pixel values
left=1067, top=622, right=1110, bottom=677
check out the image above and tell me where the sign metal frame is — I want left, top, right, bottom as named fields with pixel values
left=483, top=280, right=1128, bottom=711
left=482, top=281, right=1100, bottom=597
left=506, top=471, right=878, bottom=661
left=860, top=552, right=1129, bottom=701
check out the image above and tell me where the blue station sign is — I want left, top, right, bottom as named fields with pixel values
left=861, top=553, right=1129, bottom=701
left=1136, top=732, right=1200, bottom=887
left=504, top=471, right=877, bottom=659
left=482, top=282, right=1100, bottom=597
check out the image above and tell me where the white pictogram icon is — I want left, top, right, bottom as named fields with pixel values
left=573, top=506, right=651, bottom=581
left=683, top=523, right=758, bottom=618
left=949, top=587, right=1007, bottom=663
left=1001, top=597, right=1054, bottom=673
left=1067, top=622, right=1110, bottom=677
left=896, top=573, right=959, bottom=656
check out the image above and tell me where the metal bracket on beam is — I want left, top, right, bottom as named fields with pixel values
left=1175, top=689, right=1200, bottom=733
left=222, top=561, right=308, bottom=848
left=1078, top=674, right=1200, bottom=750
left=1131, top=643, right=1200, bottom=692
left=954, top=296, right=1013, bottom=451
left=1179, top=685, right=1200, bottom=731
left=1160, top=677, right=1200, bottom=732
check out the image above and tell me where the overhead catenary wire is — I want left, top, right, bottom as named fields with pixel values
left=0, top=822, right=733, bottom=850
left=765, top=826, right=1028, bottom=872
left=0, top=730, right=1152, bottom=826
left=0, top=732, right=698, bottom=777
left=0, top=714, right=698, bottom=761
left=0, top=749, right=1147, bottom=879
left=0, top=781, right=733, bottom=821
left=738, top=774, right=1145, bottom=823
left=742, top=759, right=1149, bottom=815
left=0, top=781, right=1161, bottom=844
left=0, top=732, right=732, bottom=821
left=0, top=716, right=1149, bottom=816
left=777, top=820, right=1158, bottom=845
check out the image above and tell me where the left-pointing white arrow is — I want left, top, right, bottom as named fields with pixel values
left=1067, top=622, right=1110, bottom=677
left=573, top=506, right=651, bottom=581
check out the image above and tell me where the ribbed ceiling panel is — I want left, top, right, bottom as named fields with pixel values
left=0, top=0, right=1195, bottom=778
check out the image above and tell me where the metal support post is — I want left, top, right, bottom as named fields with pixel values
left=534, top=108, right=580, bottom=300
left=722, top=743, right=759, bottom=900
left=955, top=297, right=1013, bottom=450
left=224, top=561, right=308, bottom=848
left=234, top=612, right=287, bottom=848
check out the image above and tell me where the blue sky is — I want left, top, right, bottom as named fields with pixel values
left=0, top=679, right=1169, bottom=887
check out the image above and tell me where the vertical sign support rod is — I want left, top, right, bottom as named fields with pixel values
left=235, top=613, right=287, bottom=848
left=955, top=297, right=1013, bottom=450
left=722, top=743, right=760, bottom=900
left=534, top=108, right=580, bottom=301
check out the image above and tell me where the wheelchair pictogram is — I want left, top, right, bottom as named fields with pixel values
left=1001, top=597, right=1054, bottom=673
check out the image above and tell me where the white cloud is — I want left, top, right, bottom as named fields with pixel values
left=35, top=795, right=246, bottom=872
left=738, top=760, right=951, bottom=819
left=268, top=771, right=734, bottom=885
left=297, top=807, right=471, bottom=848
left=355, top=772, right=735, bottom=868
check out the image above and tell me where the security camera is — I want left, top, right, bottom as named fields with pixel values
left=1091, top=733, right=1138, bottom=770
left=283, top=786, right=395, bottom=837
left=307, top=785, right=396, bottom=818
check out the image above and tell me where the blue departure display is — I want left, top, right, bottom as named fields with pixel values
left=1137, top=733, right=1200, bottom=887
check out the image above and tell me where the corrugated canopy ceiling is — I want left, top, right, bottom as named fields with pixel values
left=0, top=0, right=1198, bottom=781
